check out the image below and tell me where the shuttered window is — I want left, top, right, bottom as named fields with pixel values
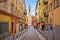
left=54, top=0, right=59, bottom=8
left=0, top=23, right=2, bottom=34
left=0, top=22, right=9, bottom=34
left=49, top=3, right=52, bottom=12
left=4, top=2, right=7, bottom=11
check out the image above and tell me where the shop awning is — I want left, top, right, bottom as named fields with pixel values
left=39, top=22, right=45, bottom=25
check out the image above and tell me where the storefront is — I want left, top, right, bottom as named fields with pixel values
left=25, top=24, right=27, bottom=28
left=20, top=22, right=23, bottom=31
left=37, top=22, right=40, bottom=29
left=40, top=22, right=45, bottom=31
left=11, top=15, right=20, bottom=34
left=0, top=11, right=11, bottom=37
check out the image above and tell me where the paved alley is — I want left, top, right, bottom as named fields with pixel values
left=16, top=27, right=40, bottom=40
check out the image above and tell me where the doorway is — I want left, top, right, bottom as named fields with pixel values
left=11, top=22, right=14, bottom=33
left=42, top=25, right=45, bottom=31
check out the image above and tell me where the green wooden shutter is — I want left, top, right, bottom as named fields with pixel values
left=2, top=23, right=8, bottom=33
left=39, top=18, right=43, bottom=22
left=0, top=23, right=2, bottom=34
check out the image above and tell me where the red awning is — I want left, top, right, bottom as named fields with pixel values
left=39, top=22, right=45, bottom=25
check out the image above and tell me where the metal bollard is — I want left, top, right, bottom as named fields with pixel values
left=13, top=35, right=14, bottom=40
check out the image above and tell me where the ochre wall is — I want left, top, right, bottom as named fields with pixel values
left=0, top=14, right=11, bottom=34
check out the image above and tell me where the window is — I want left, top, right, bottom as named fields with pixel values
left=0, top=3, right=2, bottom=10
left=4, top=2, right=7, bottom=11
left=46, top=6, right=48, bottom=13
left=14, top=6, right=16, bottom=15
left=35, top=13, right=37, bottom=15
left=54, top=0, right=59, bottom=8
left=50, top=18, right=52, bottom=23
left=12, top=4, right=17, bottom=15
left=45, top=6, right=48, bottom=16
left=0, top=22, right=9, bottom=34
left=9, top=2, right=12, bottom=13
left=0, top=23, right=2, bottom=34
left=39, top=2, right=40, bottom=5
left=13, top=5, right=15, bottom=14
left=11, top=3, right=14, bottom=13
left=10, top=3, right=12, bottom=13
left=49, top=3, right=52, bottom=12
left=0, top=0, right=2, bottom=3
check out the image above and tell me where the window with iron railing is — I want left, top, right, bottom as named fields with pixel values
left=54, top=0, right=59, bottom=8
left=13, top=6, right=15, bottom=14
left=43, top=7, right=48, bottom=17
left=49, top=3, right=52, bottom=12
left=46, top=6, right=48, bottom=16
left=43, top=0, right=48, bottom=5
left=11, top=4, right=16, bottom=14
left=3, top=2, right=7, bottom=11
left=11, top=3, right=13, bottom=14
left=14, top=6, right=17, bottom=15
left=0, top=3, right=2, bottom=10
left=0, top=0, right=7, bottom=10
left=50, top=18, right=52, bottom=24
left=10, top=3, right=12, bottom=13
left=7, top=0, right=12, bottom=13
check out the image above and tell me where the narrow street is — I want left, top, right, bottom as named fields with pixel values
left=16, top=27, right=40, bottom=40
left=0, top=0, right=60, bottom=40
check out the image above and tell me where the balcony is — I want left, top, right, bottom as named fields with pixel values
left=43, top=0, right=48, bottom=5
left=44, top=11, right=48, bottom=17
left=24, top=12, right=27, bottom=15
left=44, top=13, right=48, bottom=17
left=35, top=13, right=37, bottom=15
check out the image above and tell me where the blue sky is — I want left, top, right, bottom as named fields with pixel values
left=25, top=0, right=37, bottom=16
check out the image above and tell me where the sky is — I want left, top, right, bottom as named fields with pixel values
left=25, top=0, right=37, bottom=16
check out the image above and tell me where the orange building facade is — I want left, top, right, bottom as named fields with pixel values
left=46, top=0, right=60, bottom=30
left=32, top=16, right=37, bottom=28
left=43, top=0, right=60, bottom=31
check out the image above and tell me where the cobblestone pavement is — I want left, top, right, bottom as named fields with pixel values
left=16, top=28, right=40, bottom=40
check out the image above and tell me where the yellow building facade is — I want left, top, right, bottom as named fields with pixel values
left=36, top=0, right=45, bottom=31
left=0, top=0, right=12, bottom=35
left=0, top=0, right=26, bottom=36
left=41, top=0, right=60, bottom=31
left=25, top=15, right=28, bottom=28
left=47, top=0, right=60, bottom=30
